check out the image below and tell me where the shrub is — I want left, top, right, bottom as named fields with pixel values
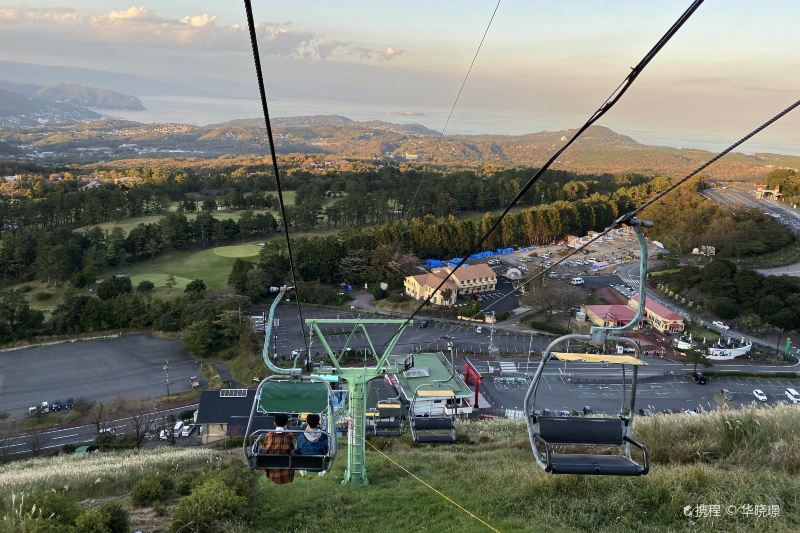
left=25, top=491, right=81, bottom=526
left=34, top=292, right=53, bottom=301
left=132, top=475, right=167, bottom=507
left=171, top=479, right=247, bottom=533
left=179, top=409, right=196, bottom=421
left=75, top=502, right=129, bottom=533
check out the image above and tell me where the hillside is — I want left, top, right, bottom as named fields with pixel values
left=0, top=88, right=100, bottom=126
left=2, top=115, right=798, bottom=179
left=1, top=405, right=798, bottom=532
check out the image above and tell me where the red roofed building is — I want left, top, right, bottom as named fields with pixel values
left=628, top=295, right=684, bottom=333
left=583, top=294, right=684, bottom=333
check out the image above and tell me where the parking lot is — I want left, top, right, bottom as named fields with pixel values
left=0, top=334, right=197, bottom=419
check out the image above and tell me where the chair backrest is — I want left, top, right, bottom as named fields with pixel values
left=537, top=417, right=624, bottom=445
left=413, top=417, right=455, bottom=431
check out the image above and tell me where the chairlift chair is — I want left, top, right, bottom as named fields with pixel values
left=367, top=399, right=404, bottom=437
left=409, top=384, right=458, bottom=444
left=244, top=375, right=337, bottom=472
left=524, top=335, right=649, bottom=476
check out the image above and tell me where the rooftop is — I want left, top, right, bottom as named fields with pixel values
left=630, top=295, right=683, bottom=321
left=386, top=352, right=472, bottom=399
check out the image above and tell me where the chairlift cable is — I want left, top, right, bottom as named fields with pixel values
left=244, top=0, right=310, bottom=357
left=413, top=97, right=799, bottom=354
left=397, top=0, right=705, bottom=330
left=374, top=0, right=501, bottom=287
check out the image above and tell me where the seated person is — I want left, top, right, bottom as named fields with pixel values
left=294, top=413, right=328, bottom=456
left=260, top=413, right=296, bottom=485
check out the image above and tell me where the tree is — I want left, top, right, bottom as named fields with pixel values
left=92, top=403, right=110, bottom=451
left=183, top=319, right=226, bottom=356
left=185, top=278, right=207, bottom=299
left=228, top=258, right=254, bottom=292
left=130, top=404, right=156, bottom=449
left=165, top=274, right=177, bottom=293
left=684, top=346, right=712, bottom=373
left=97, top=276, right=132, bottom=300
left=137, top=280, right=155, bottom=293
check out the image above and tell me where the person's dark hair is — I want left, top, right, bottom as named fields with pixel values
left=306, top=414, right=320, bottom=429
left=274, top=413, right=289, bottom=427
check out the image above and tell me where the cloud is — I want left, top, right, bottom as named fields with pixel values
left=0, top=7, right=79, bottom=23
left=0, top=5, right=398, bottom=62
left=350, top=46, right=406, bottom=62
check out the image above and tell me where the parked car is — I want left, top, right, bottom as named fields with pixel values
left=28, top=406, right=37, bottom=416
left=39, top=401, right=49, bottom=414
left=159, top=429, right=172, bottom=441
left=475, top=326, right=483, bottom=334
left=720, top=389, right=733, bottom=401
left=711, top=320, right=730, bottom=331
left=582, top=406, right=593, bottom=415
left=569, top=277, right=585, bottom=286
left=51, top=400, right=62, bottom=412
left=174, top=420, right=185, bottom=435
left=752, top=389, right=768, bottom=402
left=785, top=388, right=800, bottom=404
left=190, top=376, right=200, bottom=390
left=65, top=398, right=74, bottom=410
left=692, top=371, right=708, bottom=385
left=418, top=320, right=428, bottom=329
left=181, top=424, right=195, bottom=437
left=558, top=410, right=571, bottom=417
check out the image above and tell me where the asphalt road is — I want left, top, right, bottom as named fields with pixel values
left=0, top=403, right=199, bottom=460
left=470, top=358, right=800, bottom=414
left=701, top=186, right=800, bottom=234
left=0, top=334, right=197, bottom=419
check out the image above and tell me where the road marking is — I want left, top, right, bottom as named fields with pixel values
left=51, top=433, right=80, bottom=440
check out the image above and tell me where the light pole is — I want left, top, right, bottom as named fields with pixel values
left=163, top=360, right=171, bottom=404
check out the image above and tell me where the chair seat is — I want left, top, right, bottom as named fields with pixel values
left=548, top=454, right=643, bottom=476
left=414, top=434, right=456, bottom=444
left=253, top=454, right=327, bottom=471
left=413, top=417, right=455, bottom=431
left=375, top=430, right=402, bottom=437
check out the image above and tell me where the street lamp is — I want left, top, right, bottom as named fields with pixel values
left=163, top=360, right=171, bottom=404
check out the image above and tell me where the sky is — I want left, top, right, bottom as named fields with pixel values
left=0, top=1, right=798, bottom=154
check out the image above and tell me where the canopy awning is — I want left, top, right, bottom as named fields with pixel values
left=551, top=352, right=646, bottom=365
left=258, top=381, right=329, bottom=414
left=416, top=389, right=456, bottom=398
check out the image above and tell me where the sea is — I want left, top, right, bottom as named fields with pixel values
left=102, top=95, right=800, bottom=156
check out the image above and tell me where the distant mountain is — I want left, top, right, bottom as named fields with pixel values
left=0, top=88, right=100, bottom=126
left=0, top=61, right=222, bottom=98
left=216, top=115, right=439, bottom=136
left=2, top=115, right=799, bottom=181
left=0, top=81, right=144, bottom=111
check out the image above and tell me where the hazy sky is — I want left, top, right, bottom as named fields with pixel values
left=1, top=1, right=798, bottom=153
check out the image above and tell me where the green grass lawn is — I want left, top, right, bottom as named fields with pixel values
left=106, top=248, right=252, bottom=290
left=77, top=209, right=277, bottom=236
left=213, top=243, right=264, bottom=258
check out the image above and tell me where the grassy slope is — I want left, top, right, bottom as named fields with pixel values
left=1, top=407, right=799, bottom=532
left=254, top=408, right=800, bottom=533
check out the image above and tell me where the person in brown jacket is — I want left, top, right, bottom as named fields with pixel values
left=261, top=413, right=296, bottom=484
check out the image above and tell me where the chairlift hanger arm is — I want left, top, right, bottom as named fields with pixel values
left=261, top=287, right=301, bottom=376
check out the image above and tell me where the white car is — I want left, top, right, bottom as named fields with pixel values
left=752, top=390, right=768, bottom=402
left=786, top=388, right=800, bottom=404
left=711, top=320, right=730, bottom=331
left=180, top=424, right=195, bottom=437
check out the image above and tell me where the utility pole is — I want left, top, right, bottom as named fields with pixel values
left=163, top=360, right=171, bottom=404
left=489, top=311, right=499, bottom=357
